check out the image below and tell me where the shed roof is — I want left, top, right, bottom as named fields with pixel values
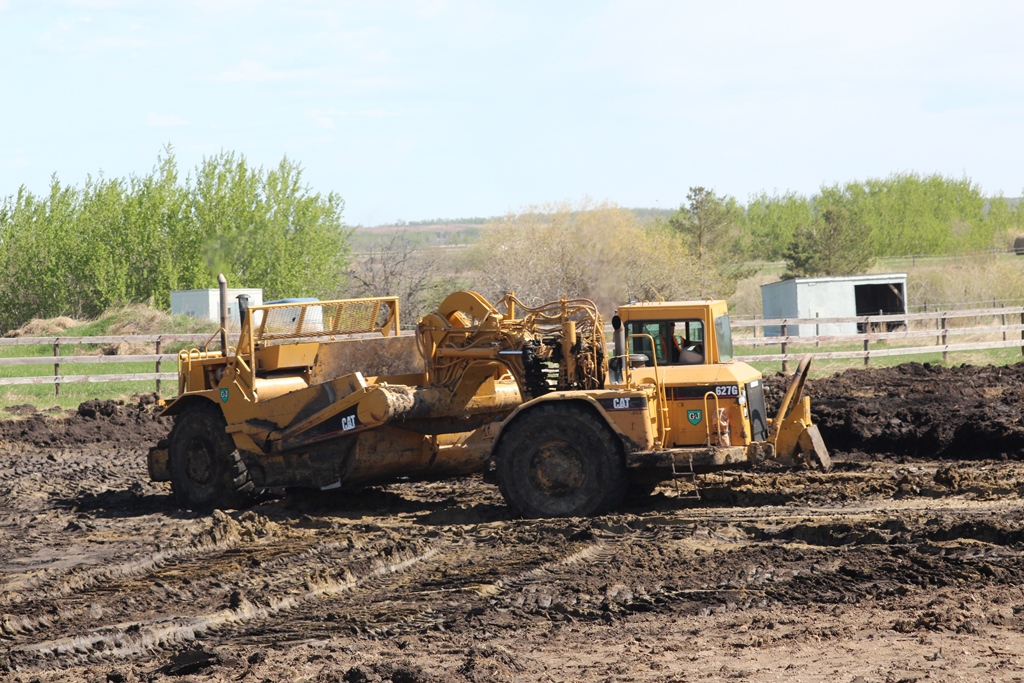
left=761, top=273, right=906, bottom=290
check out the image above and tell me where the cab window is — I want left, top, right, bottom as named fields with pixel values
left=715, top=314, right=733, bottom=362
left=627, top=320, right=705, bottom=365
left=627, top=321, right=669, bottom=365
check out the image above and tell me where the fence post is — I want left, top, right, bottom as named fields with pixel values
left=941, top=316, right=948, bottom=364
left=54, top=339, right=61, bottom=397
left=155, top=337, right=162, bottom=394
left=1020, top=311, right=1024, bottom=356
left=1002, top=305, right=1007, bottom=343
left=781, top=323, right=789, bottom=374
left=860, top=321, right=868, bottom=368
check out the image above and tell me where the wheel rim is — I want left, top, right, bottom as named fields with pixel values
left=528, top=439, right=586, bottom=498
left=184, top=436, right=216, bottom=487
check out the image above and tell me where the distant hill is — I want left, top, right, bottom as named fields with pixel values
left=363, top=207, right=677, bottom=230
left=356, top=207, right=677, bottom=247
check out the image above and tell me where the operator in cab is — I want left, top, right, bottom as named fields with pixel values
left=670, top=323, right=703, bottom=364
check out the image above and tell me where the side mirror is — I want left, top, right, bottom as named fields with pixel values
left=628, top=354, right=649, bottom=369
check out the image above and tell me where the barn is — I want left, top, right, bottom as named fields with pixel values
left=760, top=273, right=908, bottom=337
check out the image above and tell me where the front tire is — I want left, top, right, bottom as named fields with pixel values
left=495, top=403, right=626, bottom=518
left=167, top=404, right=253, bottom=511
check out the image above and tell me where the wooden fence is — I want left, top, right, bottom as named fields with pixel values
left=3, top=305, right=1023, bottom=394
left=0, top=334, right=212, bottom=395
left=732, top=305, right=1024, bottom=371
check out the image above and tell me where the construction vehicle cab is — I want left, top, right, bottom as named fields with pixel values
left=614, top=299, right=769, bottom=450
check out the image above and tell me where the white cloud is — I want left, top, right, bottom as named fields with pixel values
left=67, top=0, right=132, bottom=8
left=38, top=15, right=150, bottom=54
left=309, top=108, right=346, bottom=129
left=358, top=109, right=402, bottom=119
left=209, top=60, right=315, bottom=84
left=186, top=0, right=253, bottom=13
left=146, top=111, right=188, bottom=127
left=0, top=152, right=28, bottom=169
left=307, top=107, right=402, bottom=129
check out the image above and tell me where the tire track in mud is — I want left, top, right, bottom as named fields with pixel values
left=6, top=447, right=1024, bottom=674
left=0, top=510, right=269, bottom=610
left=468, top=535, right=614, bottom=598
left=196, top=526, right=602, bottom=645
left=458, top=494, right=1024, bottom=625
left=481, top=523, right=709, bottom=619
left=9, top=478, right=992, bottom=632
left=1, top=520, right=320, bottom=642
left=179, top=520, right=634, bottom=648
left=3, top=531, right=443, bottom=671
left=223, top=519, right=696, bottom=644
left=206, top=490, right=1024, bottom=650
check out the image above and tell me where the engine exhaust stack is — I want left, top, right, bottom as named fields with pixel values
left=218, top=273, right=228, bottom=357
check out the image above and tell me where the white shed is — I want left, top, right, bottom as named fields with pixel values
left=171, top=288, right=264, bottom=326
left=760, top=274, right=907, bottom=337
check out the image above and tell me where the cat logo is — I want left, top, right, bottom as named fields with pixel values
left=612, top=397, right=630, bottom=410
left=341, top=414, right=357, bottom=431
left=687, top=410, right=702, bottom=426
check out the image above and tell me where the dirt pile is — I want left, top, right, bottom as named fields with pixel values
left=4, top=315, right=78, bottom=338
left=763, top=361, right=1024, bottom=461
left=0, top=394, right=168, bottom=447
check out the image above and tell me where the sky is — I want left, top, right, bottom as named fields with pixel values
left=2, top=1, right=1024, bottom=227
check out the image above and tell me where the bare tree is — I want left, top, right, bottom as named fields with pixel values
left=344, top=231, right=462, bottom=322
left=471, top=200, right=698, bottom=310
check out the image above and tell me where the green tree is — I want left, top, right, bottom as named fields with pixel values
left=783, top=206, right=875, bottom=277
left=0, top=148, right=351, bottom=332
left=745, top=191, right=813, bottom=261
left=188, top=152, right=350, bottom=300
left=0, top=179, right=83, bottom=325
left=816, top=173, right=988, bottom=257
left=985, top=195, right=1024, bottom=250
left=667, top=187, right=747, bottom=297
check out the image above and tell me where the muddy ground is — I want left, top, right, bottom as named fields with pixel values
left=3, top=362, right=1024, bottom=682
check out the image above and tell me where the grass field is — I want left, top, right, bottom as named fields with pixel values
left=739, top=344, right=1024, bottom=377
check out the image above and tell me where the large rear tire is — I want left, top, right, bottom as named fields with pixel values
left=168, top=404, right=254, bottom=511
left=495, top=403, right=626, bottom=518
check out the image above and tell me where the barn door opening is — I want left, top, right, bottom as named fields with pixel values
left=855, top=283, right=906, bottom=333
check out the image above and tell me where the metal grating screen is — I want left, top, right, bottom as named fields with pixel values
left=253, top=298, right=398, bottom=343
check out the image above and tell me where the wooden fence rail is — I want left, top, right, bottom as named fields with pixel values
left=0, top=334, right=212, bottom=396
left=0, top=334, right=214, bottom=346
left=732, top=306, right=1024, bottom=370
left=3, top=306, right=1023, bottom=395
left=731, top=305, right=1024, bottom=328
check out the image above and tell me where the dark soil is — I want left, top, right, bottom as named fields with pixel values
left=3, top=365, right=1024, bottom=681
left=805, top=362, right=1024, bottom=460
left=0, top=394, right=168, bottom=447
